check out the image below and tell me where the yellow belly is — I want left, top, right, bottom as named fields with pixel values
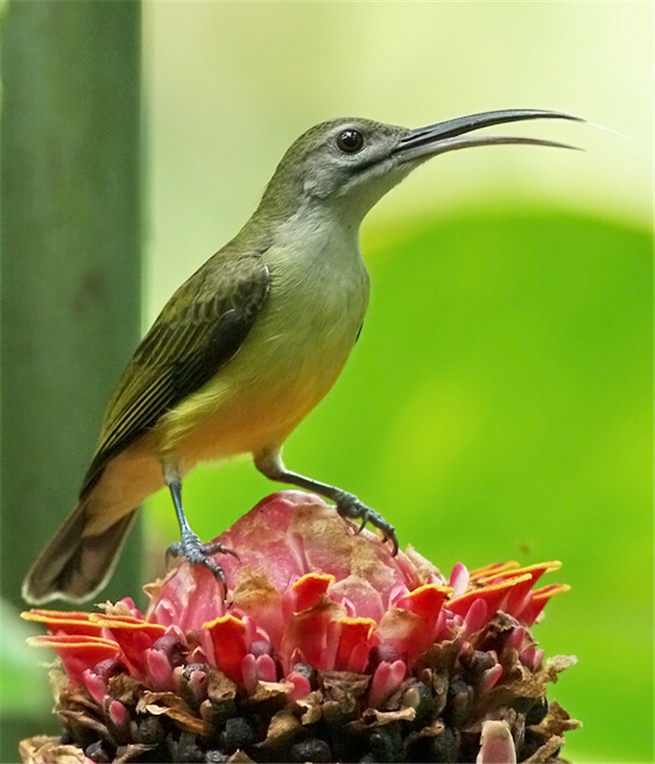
left=157, top=293, right=362, bottom=469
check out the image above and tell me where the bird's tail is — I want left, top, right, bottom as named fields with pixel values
left=21, top=499, right=136, bottom=604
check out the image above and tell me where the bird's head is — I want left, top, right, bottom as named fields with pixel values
left=257, top=109, right=582, bottom=226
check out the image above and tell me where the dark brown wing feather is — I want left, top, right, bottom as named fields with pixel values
left=80, top=253, right=270, bottom=496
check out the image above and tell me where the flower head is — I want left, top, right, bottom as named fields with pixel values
left=22, top=491, right=579, bottom=763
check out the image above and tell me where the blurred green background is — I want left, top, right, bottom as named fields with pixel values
left=3, top=2, right=653, bottom=763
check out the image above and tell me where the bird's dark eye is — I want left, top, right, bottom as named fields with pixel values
left=336, top=128, right=364, bottom=154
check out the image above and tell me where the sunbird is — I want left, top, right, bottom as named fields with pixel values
left=23, top=109, right=581, bottom=603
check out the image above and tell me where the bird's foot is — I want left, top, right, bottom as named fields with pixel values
left=166, top=530, right=238, bottom=585
left=335, top=491, right=398, bottom=555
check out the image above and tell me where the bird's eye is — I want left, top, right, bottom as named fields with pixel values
left=336, top=129, right=364, bottom=154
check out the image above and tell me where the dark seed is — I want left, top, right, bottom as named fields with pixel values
left=514, top=698, right=534, bottom=716
left=459, top=728, right=484, bottom=763
left=402, top=680, right=434, bottom=727
left=520, top=728, right=547, bottom=760
left=526, top=695, right=549, bottom=725
left=333, top=730, right=367, bottom=761
left=404, top=734, right=432, bottom=763
left=70, top=725, right=97, bottom=751
left=444, top=678, right=474, bottom=726
left=85, top=740, right=113, bottom=763
left=461, top=650, right=497, bottom=684
left=219, top=717, right=256, bottom=753
left=175, top=732, right=204, bottom=762
left=322, top=700, right=350, bottom=729
left=370, top=722, right=402, bottom=762
left=137, top=715, right=166, bottom=745
left=290, top=737, right=332, bottom=763
left=209, top=697, right=237, bottom=725
left=430, top=727, right=460, bottom=763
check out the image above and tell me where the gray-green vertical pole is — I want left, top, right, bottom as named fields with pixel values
left=1, top=1, right=142, bottom=756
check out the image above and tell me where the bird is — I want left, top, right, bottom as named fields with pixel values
left=22, top=108, right=581, bottom=604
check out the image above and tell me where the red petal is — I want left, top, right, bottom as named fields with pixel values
left=398, top=584, right=451, bottom=626
left=286, top=670, right=312, bottom=701
left=376, top=607, right=431, bottom=665
left=255, top=653, right=277, bottom=683
left=21, top=609, right=105, bottom=638
left=501, top=562, right=562, bottom=616
left=241, top=652, right=257, bottom=693
left=334, top=617, right=377, bottom=672
left=474, top=561, right=561, bottom=586
left=27, top=635, right=120, bottom=685
left=469, top=561, right=562, bottom=618
left=291, top=572, right=335, bottom=612
left=479, top=663, right=503, bottom=693
left=520, top=583, right=570, bottom=626
left=203, top=614, right=249, bottom=685
left=144, top=647, right=175, bottom=691
left=90, top=616, right=166, bottom=676
left=90, top=613, right=158, bottom=628
left=82, top=668, right=108, bottom=704
left=446, top=574, right=532, bottom=618
left=462, top=597, right=489, bottom=638
left=505, top=626, right=526, bottom=652
left=279, top=597, right=345, bottom=672
left=449, top=563, right=470, bottom=597
left=368, top=659, right=407, bottom=708
left=469, top=561, right=519, bottom=582
left=109, top=700, right=129, bottom=729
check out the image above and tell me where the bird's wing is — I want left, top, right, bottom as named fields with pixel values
left=80, top=253, right=270, bottom=496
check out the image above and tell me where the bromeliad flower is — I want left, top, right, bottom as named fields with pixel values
left=21, top=491, right=579, bottom=763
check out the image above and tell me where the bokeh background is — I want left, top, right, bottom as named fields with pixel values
left=3, top=2, right=653, bottom=762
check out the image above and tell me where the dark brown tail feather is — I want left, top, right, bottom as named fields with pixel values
left=22, top=500, right=136, bottom=604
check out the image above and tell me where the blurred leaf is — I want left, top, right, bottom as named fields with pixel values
left=0, top=598, right=51, bottom=717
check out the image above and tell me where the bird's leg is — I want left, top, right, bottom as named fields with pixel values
left=254, top=449, right=398, bottom=554
left=163, top=463, right=237, bottom=583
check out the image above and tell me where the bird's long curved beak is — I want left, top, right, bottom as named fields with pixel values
left=393, top=109, right=584, bottom=162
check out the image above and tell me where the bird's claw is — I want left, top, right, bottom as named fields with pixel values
left=336, top=492, right=399, bottom=555
left=203, top=540, right=240, bottom=560
left=167, top=531, right=236, bottom=584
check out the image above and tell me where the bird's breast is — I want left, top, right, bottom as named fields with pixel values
left=158, top=220, right=370, bottom=466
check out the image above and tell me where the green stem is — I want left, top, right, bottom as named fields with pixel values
left=1, top=1, right=142, bottom=757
